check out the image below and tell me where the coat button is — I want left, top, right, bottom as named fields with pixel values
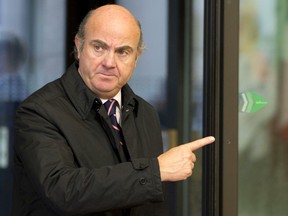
left=139, top=163, right=145, bottom=169
left=139, top=177, right=147, bottom=185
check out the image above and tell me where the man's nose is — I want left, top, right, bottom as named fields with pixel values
left=102, top=51, right=116, bottom=68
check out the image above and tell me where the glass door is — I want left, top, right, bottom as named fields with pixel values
left=199, top=0, right=288, bottom=215
left=239, top=0, right=288, bottom=215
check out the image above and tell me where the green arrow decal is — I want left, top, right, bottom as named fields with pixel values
left=240, top=92, right=268, bottom=113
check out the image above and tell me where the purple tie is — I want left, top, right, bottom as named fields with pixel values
left=104, top=99, right=125, bottom=146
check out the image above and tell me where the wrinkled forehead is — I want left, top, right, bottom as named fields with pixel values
left=85, top=7, right=140, bottom=47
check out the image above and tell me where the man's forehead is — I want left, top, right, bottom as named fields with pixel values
left=82, top=6, right=141, bottom=51
left=86, top=6, right=140, bottom=35
left=91, top=39, right=134, bottom=51
left=85, top=20, right=140, bottom=49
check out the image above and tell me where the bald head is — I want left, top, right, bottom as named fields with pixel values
left=74, top=5, right=144, bottom=59
left=73, top=4, right=145, bottom=98
left=92, top=5, right=137, bottom=23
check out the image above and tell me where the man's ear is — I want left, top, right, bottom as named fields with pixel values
left=137, top=50, right=143, bottom=59
left=74, top=36, right=81, bottom=59
left=135, top=51, right=143, bottom=67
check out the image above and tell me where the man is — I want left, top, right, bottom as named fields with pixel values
left=13, top=5, right=214, bottom=215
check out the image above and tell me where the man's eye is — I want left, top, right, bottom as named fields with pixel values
left=94, top=45, right=103, bottom=51
left=118, top=49, right=129, bottom=56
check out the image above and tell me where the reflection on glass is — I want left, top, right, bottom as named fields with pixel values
left=239, top=0, right=288, bottom=215
left=0, top=31, right=27, bottom=216
left=0, top=31, right=27, bottom=101
left=0, top=1, right=66, bottom=215
left=189, top=1, right=205, bottom=216
left=0, top=127, right=9, bottom=168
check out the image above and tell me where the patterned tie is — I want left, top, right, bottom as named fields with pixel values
left=104, top=99, right=130, bottom=215
left=104, top=99, right=125, bottom=146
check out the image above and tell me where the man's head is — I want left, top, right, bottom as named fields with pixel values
left=74, top=5, right=144, bottom=99
left=0, top=32, right=26, bottom=73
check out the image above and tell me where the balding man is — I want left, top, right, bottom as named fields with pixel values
left=13, top=5, right=214, bottom=215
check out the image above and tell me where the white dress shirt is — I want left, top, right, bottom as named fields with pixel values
left=100, top=91, right=122, bottom=125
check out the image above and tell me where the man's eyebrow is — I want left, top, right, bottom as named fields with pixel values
left=91, top=40, right=134, bottom=52
left=115, top=45, right=134, bottom=53
left=91, top=39, right=109, bottom=49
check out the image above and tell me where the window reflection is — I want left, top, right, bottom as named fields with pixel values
left=0, top=31, right=28, bottom=216
left=239, top=0, right=288, bottom=215
left=0, top=1, right=66, bottom=215
left=0, top=31, right=27, bottom=101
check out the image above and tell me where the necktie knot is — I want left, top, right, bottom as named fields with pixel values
left=104, top=99, right=120, bottom=136
left=104, top=99, right=118, bottom=117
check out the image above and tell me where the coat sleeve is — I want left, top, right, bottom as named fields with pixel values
left=14, top=101, right=164, bottom=214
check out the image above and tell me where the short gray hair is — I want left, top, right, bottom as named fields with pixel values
left=73, top=9, right=145, bottom=60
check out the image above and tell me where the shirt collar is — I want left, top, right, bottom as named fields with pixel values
left=61, top=62, right=137, bottom=120
left=100, top=90, right=122, bottom=109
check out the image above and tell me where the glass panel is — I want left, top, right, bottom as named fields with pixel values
left=0, top=1, right=66, bottom=215
left=239, top=0, right=288, bottom=215
left=189, top=1, right=205, bottom=215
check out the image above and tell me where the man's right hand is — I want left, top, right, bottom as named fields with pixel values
left=157, top=136, right=215, bottom=182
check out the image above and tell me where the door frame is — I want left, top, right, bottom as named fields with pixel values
left=202, top=0, right=239, bottom=215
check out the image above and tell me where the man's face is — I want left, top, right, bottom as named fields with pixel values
left=75, top=8, right=141, bottom=99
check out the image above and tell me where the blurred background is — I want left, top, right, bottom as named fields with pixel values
left=0, top=0, right=287, bottom=215
left=238, top=0, right=288, bottom=215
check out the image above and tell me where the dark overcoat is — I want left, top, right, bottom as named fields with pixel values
left=13, top=63, right=168, bottom=215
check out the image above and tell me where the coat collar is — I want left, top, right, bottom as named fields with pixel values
left=61, top=62, right=138, bottom=120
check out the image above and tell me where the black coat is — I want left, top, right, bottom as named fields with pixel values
left=13, top=63, right=168, bottom=215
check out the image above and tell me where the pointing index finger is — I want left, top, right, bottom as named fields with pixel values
left=188, top=136, right=215, bottom=151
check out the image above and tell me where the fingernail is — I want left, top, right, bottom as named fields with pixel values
left=209, top=136, right=215, bottom=142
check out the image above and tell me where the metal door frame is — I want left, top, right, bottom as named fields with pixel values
left=202, top=0, right=239, bottom=215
